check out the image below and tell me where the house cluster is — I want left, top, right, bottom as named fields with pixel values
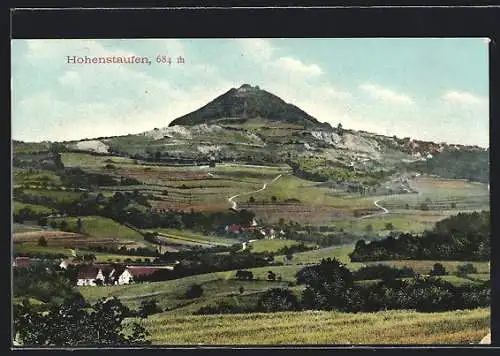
left=225, top=221, right=285, bottom=240
left=59, top=260, right=176, bottom=287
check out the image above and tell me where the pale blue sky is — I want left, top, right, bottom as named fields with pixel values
left=11, top=38, right=489, bottom=146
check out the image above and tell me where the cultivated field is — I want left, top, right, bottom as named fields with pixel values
left=128, top=308, right=490, bottom=345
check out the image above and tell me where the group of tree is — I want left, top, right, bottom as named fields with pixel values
left=13, top=296, right=149, bottom=346
left=349, top=211, right=490, bottom=262
left=410, top=149, right=489, bottom=184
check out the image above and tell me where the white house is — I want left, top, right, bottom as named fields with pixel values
left=117, top=269, right=134, bottom=285
left=76, top=265, right=134, bottom=286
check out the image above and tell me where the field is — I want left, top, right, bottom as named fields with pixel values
left=128, top=308, right=490, bottom=345
left=276, top=246, right=356, bottom=266
left=79, top=270, right=289, bottom=312
left=21, top=189, right=82, bottom=204
left=13, top=201, right=55, bottom=215
left=248, top=239, right=317, bottom=253
left=377, top=176, right=489, bottom=212
left=48, top=216, right=146, bottom=244
left=146, top=228, right=236, bottom=247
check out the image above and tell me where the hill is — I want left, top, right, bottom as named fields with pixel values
left=168, top=84, right=328, bottom=129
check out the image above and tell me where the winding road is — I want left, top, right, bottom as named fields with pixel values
left=228, top=174, right=283, bottom=211
left=357, top=199, right=390, bottom=220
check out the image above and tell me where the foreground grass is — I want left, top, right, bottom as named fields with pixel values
left=129, top=308, right=490, bottom=345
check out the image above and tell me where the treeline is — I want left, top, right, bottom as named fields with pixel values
left=59, top=167, right=141, bottom=188
left=349, top=211, right=490, bottom=262
left=410, top=149, right=489, bottom=183
left=195, top=258, right=490, bottom=315
left=135, top=250, right=276, bottom=283
left=275, top=242, right=316, bottom=256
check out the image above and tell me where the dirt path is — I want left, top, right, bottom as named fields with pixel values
left=228, top=174, right=283, bottom=211
left=357, top=199, right=390, bottom=220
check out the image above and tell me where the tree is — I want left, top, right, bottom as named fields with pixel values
left=248, top=196, right=255, bottom=204
left=13, top=297, right=149, bottom=346
left=38, top=217, right=48, bottom=227
left=385, top=222, right=394, bottom=231
left=420, top=203, right=429, bottom=211
left=457, top=263, right=478, bottom=277
left=139, top=299, right=162, bottom=317
left=267, top=271, right=276, bottom=281
left=429, top=263, right=448, bottom=276
left=76, top=218, right=83, bottom=233
left=337, top=123, right=344, bottom=136
left=59, top=220, right=69, bottom=231
left=235, top=270, right=253, bottom=280
left=37, top=236, right=47, bottom=247
left=239, top=286, right=245, bottom=295
left=257, top=288, right=299, bottom=312
left=271, top=196, right=277, bottom=203
left=184, top=284, right=203, bottom=299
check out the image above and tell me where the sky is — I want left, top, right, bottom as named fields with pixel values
left=11, top=38, right=490, bottom=147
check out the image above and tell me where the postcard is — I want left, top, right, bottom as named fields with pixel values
left=11, top=37, right=490, bottom=347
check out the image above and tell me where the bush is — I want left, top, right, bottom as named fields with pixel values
left=184, top=284, right=203, bottom=299
left=235, top=270, right=253, bottom=280
left=429, top=263, right=448, bottom=276
left=457, top=263, right=477, bottom=276
left=37, top=236, right=47, bottom=247
left=138, top=299, right=162, bottom=317
left=257, top=288, right=299, bottom=312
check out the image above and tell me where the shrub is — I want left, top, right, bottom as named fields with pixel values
left=138, top=299, right=162, bottom=317
left=184, top=284, right=203, bottom=299
left=257, top=288, right=299, bottom=312
left=37, top=236, right=47, bottom=247
left=429, top=263, right=448, bottom=276
left=235, top=270, right=253, bottom=280
left=457, top=263, right=478, bottom=276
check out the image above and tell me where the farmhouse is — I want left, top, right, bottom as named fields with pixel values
left=76, top=264, right=137, bottom=286
left=59, top=259, right=80, bottom=269
left=12, top=257, right=31, bottom=268
left=76, top=265, right=107, bottom=286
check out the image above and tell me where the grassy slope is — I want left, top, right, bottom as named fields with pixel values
left=130, top=308, right=490, bottom=345
left=48, top=216, right=145, bottom=243
left=13, top=201, right=55, bottom=214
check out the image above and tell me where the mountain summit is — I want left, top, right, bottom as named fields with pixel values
left=168, top=84, right=325, bottom=128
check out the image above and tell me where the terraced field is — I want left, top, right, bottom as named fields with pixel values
left=128, top=308, right=490, bottom=345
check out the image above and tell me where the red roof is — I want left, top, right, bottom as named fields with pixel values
left=227, top=224, right=242, bottom=233
left=13, top=257, right=30, bottom=268
left=77, top=265, right=101, bottom=280
left=126, top=266, right=166, bottom=277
